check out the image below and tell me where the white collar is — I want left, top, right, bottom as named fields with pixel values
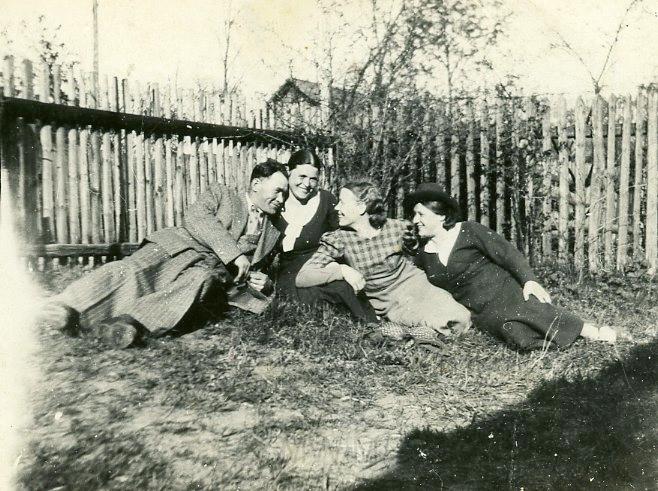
left=424, top=238, right=441, bottom=254
left=423, top=223, right=462, bottom=261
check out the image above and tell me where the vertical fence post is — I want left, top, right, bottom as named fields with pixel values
left=435, top=102, right=448, bottom=190
left=39, top=62, right=54, bottom=242
left=541, top=100, right=554, bottom=260
left=78, top=77, right=91, bottom=246
left=633, top=87, right=646, bottom=259
left=466, top=100, right=476, bottom=220
left=573, top=97, right=586, bottom=271
left=450, top=120, right=460, bottom=203
left=101, top=76, right=115, bottom=243
left=509, top=98, right=520, bottom=248
left=22, top=59, right=34, bottom=99
left=557, top=96, right=569, bottom=263
left=480, top=98, right=490, bottom=228
left=3, top=56, right=16, bottom=97
left=111, top=76, right=123, bottom=240
left=588, top=96, right=605, bottom=273
left=524, top=98, right=538, bottom=261
left=617, top=95, right=632, bottom=270
left=174, top=135, right=184, bottom=225
left=55, top=109, right=68, bottom=244
left=495, top=97, right=505, bottom=236
left=66, top=69, right=82, bottom=253
left=20, top=59, right=39, bottom=265
left=604, top=95, right=617, bottom=269
left=646, top=88, right=658, bottom=272
left=154, top=131, right=165, bottom=231
left=164, top=129, right=175, bottom=228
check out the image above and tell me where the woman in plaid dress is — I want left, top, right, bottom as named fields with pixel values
left=296, top=180, right=471, bottom=340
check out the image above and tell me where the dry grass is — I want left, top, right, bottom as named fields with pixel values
left=15, top=264, right=658, bottom=490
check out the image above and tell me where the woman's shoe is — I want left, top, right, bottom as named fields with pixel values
left=581, top=324, right=622, bottom=344
left=596, top=326, right=618, bottom=343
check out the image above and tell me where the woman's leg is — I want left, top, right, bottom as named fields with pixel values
left=293, top=280, right=378, bottom=323
left=385, top=272, right=471, bottom=336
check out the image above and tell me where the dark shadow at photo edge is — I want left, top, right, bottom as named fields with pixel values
left=356, top=339, right=658, bottom=490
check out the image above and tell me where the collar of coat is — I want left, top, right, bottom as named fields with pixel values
left=234, top=191, right=280, bottom=267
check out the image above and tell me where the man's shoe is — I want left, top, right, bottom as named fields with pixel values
left=39, top=300, right=80, bottom=336
left=89, top=315, right=142, bottom=349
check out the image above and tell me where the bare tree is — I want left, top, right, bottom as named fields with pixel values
left=217, top=1, right=242, bottom=99
left=528, top=0, right=644, bottom=94
left=420, top=0, right=508, bottom=107
left=27, top=15, right=79, bottom=73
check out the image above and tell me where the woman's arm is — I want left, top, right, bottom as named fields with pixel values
left=295, top=231, right=346, bottom=287
left=468, top=221, right=538, bottom=285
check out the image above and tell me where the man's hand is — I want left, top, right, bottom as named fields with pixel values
left=232, top=255, right=251, bottom=283
left=340, top=264, right=366, bottom=293
left=248, top=271, right=272, bottom=293
left=523, top=280, right=551, bottom=304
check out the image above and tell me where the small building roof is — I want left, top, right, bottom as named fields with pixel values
left=269, top=78, right=352, bottom=106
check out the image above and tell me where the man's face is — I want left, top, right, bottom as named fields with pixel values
left=250, top=172, right=289, bottom=215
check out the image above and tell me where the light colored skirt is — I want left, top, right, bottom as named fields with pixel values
left=366, top=262, right=471, bottom=337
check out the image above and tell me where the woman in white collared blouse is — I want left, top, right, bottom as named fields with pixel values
left=273, top=149, right=377, bottom=322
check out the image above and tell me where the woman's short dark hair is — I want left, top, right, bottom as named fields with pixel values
left=419, top=199, right=462, bottom=230
left=287, top=149, right=322, bottom=171
left=250, top=159, right=289, bottom=182
left=342, top=179, right=387, bottom=229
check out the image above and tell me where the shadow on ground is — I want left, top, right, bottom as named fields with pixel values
left=357, top=339, right=658, bottom=490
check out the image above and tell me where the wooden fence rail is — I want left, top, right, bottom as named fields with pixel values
left=0, top=55, right=333, bottom=269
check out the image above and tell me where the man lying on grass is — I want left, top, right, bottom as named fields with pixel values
left=39, top=160, right=289, bottom=348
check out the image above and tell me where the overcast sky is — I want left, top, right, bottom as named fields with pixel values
left=1, top=0, right=657, bottom=99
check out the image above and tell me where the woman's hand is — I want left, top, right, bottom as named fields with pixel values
left=523, top=281, right=551, bottom=304
left=340, top=264, right=366, bottom=293
left=402, top=221, right=419, bottom=254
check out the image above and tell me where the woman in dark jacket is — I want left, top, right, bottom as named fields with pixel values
left=403, top=182, right=620, bottom=350
left=273, top=149, right=377, bottom=322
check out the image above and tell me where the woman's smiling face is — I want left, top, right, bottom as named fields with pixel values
left=412, top=202, right=445, bottom=238
left=335, top=187, right=364, bottom=227
left=288, top=164, right=319, bottom=201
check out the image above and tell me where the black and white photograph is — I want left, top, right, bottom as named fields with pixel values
left=0, top=0, right=657, bottom=488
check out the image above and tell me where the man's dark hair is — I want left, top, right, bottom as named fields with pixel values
left=250, top=159, right=289, bottom=182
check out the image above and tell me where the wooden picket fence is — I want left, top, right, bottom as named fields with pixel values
left=1, top=54, right=657, bottom=274
left=353, top=91, right=657, bottom=273
left=0, top=55, right=333, bottom=269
